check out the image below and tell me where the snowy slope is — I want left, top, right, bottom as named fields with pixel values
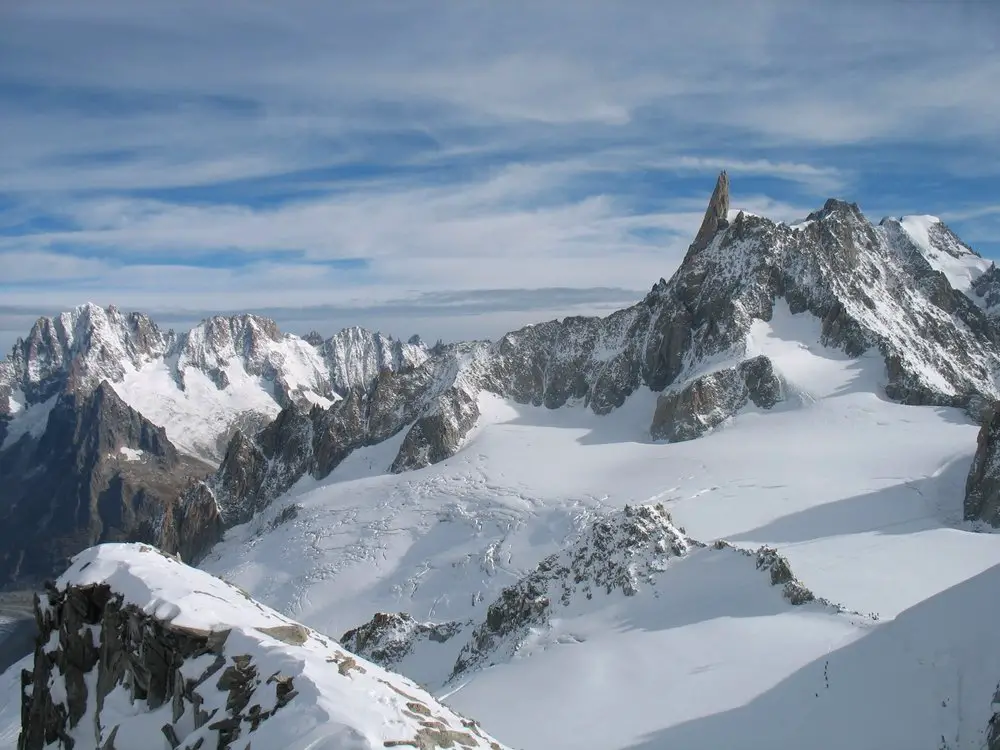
left=0, top=654, right=29, bottom=749
left=3, top=543, right=510, bottom=750
left=893, top=214, right=991, bottom=295
left=191, top=299, right=1000, bottom=750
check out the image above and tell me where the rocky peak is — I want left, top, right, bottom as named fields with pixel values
left=688, top=170, right=730, bottom=256
left=2, top=303, right=170, bottom=407
left=302, top=330, right=325, bottom=347
left=343, top=505, right=833, bottom=691
left=319, top=325, right=429, bottom=395
left=973, top=263, right=1000, bottom=315
left=176, top=313, right=282, bottom=374
left=965, top=405, right=1000, bottom=526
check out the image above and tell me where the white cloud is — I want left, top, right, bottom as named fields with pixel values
left=0, top=0, right=998, bottom=343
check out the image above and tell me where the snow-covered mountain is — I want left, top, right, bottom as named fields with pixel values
left=180, top=173, right=1000, bottom=561
left=0, top=308, right=428, bottom=585
left=7, top=172, right=1000, bottom=749
left=0, top=306, right=428, bottom=464
left=7, top=543, right=508, bottom=750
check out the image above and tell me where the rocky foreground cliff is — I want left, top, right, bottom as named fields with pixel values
left=16, top=543, right=509, bottom=750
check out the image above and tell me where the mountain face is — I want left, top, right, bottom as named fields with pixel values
left=17, top=543, right=509, bottom=750
left=183, top=174, right=1000, bottom=556
left=0, top=307, right=427, bottom=585
left=0, top=382, right=207, bottom=587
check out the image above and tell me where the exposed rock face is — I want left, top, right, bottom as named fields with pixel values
left=391, top=387, right=481, bottom=472
left=451, top=503, right=694, bottom=678
left=973, top=263, right=1000, bottom=316
left=650, top=355, right=783, bottom=441
left=19, top=543, right=510, bottom=750
left=0, top=382, right=209, bottom=586
left=319, top=326, right=429, bottom=397
left=0, top=306, right=432, bottom=585
left=752, top=545, right=817, bottom=606
left=965, top=405, right=1000, bottom=525
left=688, top=170, right=730, bottom=255
left=185, top=346, right=486, bottom=548
left=341, top=613, right=466, bottom=667
left=157, top=481, right=225, bottom=564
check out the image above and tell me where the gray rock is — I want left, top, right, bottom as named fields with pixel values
left=0, top=383, right=211, bottom=586
left=19, top=579, right=297, bottom=750
left=390, top=387, right=480, bottom=472
left=965, top=405, right=1000, bottom=525
left=341, top=612, right=465, bottom=668
left=688, top=170, right=730, bottom=256
left=650, top=355, right=783, bottom=442
left=344, top=508, right=836, bottom=689
left=450, top=503, right=692, bottom=679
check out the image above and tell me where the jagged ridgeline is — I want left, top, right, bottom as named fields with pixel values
left=3, top=172, right=1000, bottom=583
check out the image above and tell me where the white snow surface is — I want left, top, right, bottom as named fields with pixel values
left=183, top=305, right=1000, bottom=750
left=112, top=358, right=282, bottom=463
left=0, top=655, right=30, bottom=749
left=5, top=543, right=509, bottom=750
left=1, top=393, right=56, bottom=451
left=897, top=214, right=991, bottom=294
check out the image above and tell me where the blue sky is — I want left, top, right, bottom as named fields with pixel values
left=1, top=0, right=999, bottom=351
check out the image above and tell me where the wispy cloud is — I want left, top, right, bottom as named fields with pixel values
left=1, top=0, right=998, bottom=345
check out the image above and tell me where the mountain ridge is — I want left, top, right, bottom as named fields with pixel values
left=179, top=176, right=1000, bottom=559
left=4, top=172, right=1000, bottom=585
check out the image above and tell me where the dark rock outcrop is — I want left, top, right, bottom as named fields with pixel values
left=688, top=170, right=730, bottom=256
left=973, top=263, right=1000, bottom=316
left=19, top=581, right=295, bottom=750
left=650, top=355, right=783, bottom=441
left=965, top=405, right=1000, bottom=526
left=0, top=383, right=210, bottom=585
left=391, top=387, right=481, bottom=472
left=341, top=612, right=465, bottom=666
left=187, top=350, right=486, bottom=545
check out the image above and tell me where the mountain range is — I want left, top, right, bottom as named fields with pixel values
left=5, top=172, right=1000, bottom=748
